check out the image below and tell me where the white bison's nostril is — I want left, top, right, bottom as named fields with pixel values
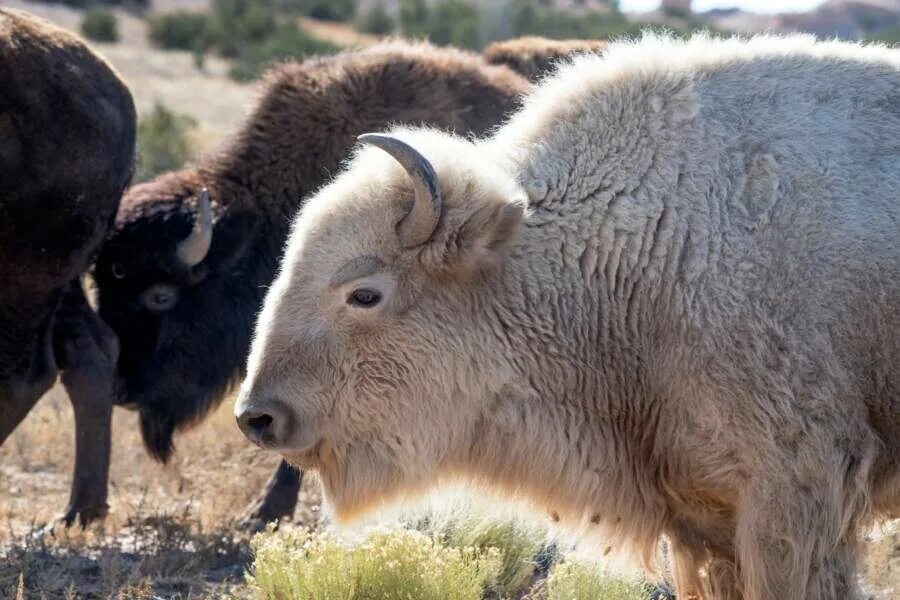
left=243, top=412, right=273, bottom=443
left=236, top=399, right=293, bottom=448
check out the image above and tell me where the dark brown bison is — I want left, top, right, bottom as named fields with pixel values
left=93, top=41, right=530, bottom=526
left=483, top=36, right=607, bottom=82
left=0, top=9, right=136, bottom=525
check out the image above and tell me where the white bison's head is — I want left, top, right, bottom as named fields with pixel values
left=236, top=129, right=525, bottom=519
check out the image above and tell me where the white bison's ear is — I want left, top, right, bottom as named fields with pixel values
left=422, top=197, right=524, bottom=275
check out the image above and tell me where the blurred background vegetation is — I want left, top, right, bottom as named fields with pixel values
left=76, top=0, right=719, bottom=83
left=67, top=0, right=899, bottom=86
left=61, top=0, right=899, bottom=193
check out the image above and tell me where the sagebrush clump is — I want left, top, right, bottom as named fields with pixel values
left=135, top=103, right=197, bottom=183
left=248, top=526, right=503, bottom=600
left=544, top=561, right=647, bottom=600
left=81, top=8, right=119, bottom=43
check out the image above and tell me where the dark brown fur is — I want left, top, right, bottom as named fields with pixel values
left=93, top=41, right=529, bottom=523
left=0, top=9, right=136, bottom=525
left=484, top=36, right=608, bottom=82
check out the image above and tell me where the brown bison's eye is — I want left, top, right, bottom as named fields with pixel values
left=348, top=288, right=381, bottom=308
left=111, top=262, right=126, bottom=279
left=142, top=283, right=180, bottom=312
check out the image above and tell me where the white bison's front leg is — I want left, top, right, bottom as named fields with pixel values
left=733, top=423, right=875, bottom=599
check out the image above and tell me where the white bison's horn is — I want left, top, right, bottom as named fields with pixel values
left=358, top=133, right=442, bottom=248
left=176, top=187, right=213, bottom=267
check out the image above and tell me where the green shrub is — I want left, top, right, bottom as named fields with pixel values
left=357, top=1, right=395, bottom=36
left=248, top=506, right=653, bottom=599
left=248, top=526, right=503, bottom=600
left=55, top=0, right=150, bottom=8
left=206, top=0, right=278, bottom=57
left=135, top=104, right=196, bottom=183
left=147, top=11, right=208, bottom=51
left=869, top=27, right=900, bottom=45
left=228, top=22, right=339, bottom=81
left=508, top=0, right=642, bottom=41
left=429, top=0, right=480, bottom=48
left=399, top=0, right=430, bottom=38
left=434, top=515, right=545, bottom=597
left=80, top=9, right=119, bottom=43
left=398, top=0, right=480, bottom=49
left=545, top=561, right=647, bottom=600
left=297, top=0, right=356, bottom=21
left=145, top=0, right=340, bottom=80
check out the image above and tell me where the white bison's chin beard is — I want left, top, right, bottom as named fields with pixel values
left=314, top=439, right=438, bottom=523
left=278, top=435, right=329, bottom=470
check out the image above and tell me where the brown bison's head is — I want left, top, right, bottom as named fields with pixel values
left=236, top=130, right=525, bottom=519
left=94, top=172, right=261, bottom=461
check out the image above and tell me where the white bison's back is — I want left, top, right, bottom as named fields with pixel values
left=498, top=33, right=900, bottom=504
left=500, top=32, right=900, bottom=326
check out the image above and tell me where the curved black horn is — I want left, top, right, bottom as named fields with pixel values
left=358, top=133, right=442, bottom=248
left=176, top=187, right=212, bottom=267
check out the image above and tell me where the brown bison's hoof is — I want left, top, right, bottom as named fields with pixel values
left=61, top=500, right=109, bottom=529
left=237, top=497, right=292, bottom=533
left=237, top=460, right=302, bottom=532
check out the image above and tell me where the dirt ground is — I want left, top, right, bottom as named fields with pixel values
left=0, top=386, right=323, bottom=598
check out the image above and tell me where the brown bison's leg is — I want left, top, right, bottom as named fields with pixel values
left=54, top=281, right=118, bottom=527
left=238, top=460, right=303, bottom=530
left=0, top=390, right=41, bottom=443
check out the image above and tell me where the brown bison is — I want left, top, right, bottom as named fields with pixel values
left=0, top=9, right=136, bottom=525
left=238, top=35, right=900, bottom=598
left=92, top=41, right=530, bottom=526
left=484, top=36, right=607, bottom=82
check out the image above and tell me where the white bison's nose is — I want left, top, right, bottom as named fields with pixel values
left=235, top=394, right=295, bottom=449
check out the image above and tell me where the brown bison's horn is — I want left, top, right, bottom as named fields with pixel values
left=358, top=133, right=442, bottom=248
left=176, top=187, right=213, bottom=267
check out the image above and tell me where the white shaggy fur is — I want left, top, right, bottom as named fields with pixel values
left=240, top=34, right=899, bottom=599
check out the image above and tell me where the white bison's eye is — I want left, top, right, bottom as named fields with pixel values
left=348, top=288, right=381, bottom=308
left=142, top=283, right=180, bottom=312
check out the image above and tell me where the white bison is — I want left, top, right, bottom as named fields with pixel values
left=237, top=35, right=900, bottom=599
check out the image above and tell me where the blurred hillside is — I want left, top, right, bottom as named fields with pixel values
left=2, top=0, right=896, bottom=178
left=694, top=0, right=900, bottom=41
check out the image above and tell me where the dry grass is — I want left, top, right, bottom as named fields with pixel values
left=0, top=386, right=322, bottom=598
left=297, top=16, right=381, bottom=48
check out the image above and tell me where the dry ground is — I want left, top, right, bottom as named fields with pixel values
left=0, top=386, right=323, bottom=598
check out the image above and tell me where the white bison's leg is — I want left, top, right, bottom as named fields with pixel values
left=54, top=281, right=118, bottom=527
left=734, top=437, right=873, bottom=599
left=667, top=521, right=739, bottom=599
